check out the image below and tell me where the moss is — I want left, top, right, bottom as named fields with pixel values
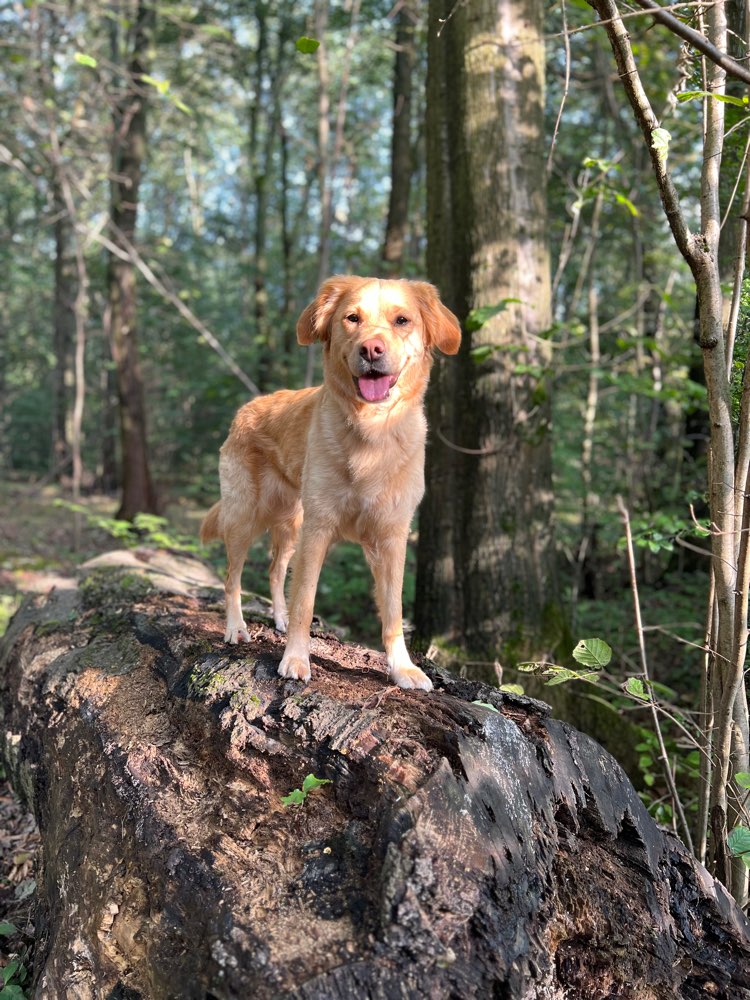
left=0, top=594, right=22, bottom=638
left=80, top=568, right=154, bottom=611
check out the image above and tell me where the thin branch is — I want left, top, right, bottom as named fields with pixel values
left=547, top=0, right=572, bottom=175
left=631, top=0, right=750, bottom=85
left=89, top=224, right=261, bottom=398
left=617, top=496, right=695, bottom=854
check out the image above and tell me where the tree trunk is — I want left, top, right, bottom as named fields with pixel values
left=1, top=556, right=748, bottom=999
left=382, top=2, right=416, bottom=270
left=107, top=0, right=159, bottom=520
left=416, top=0, right=558, bottom=667
left=51, top=175, right=75, bottom=481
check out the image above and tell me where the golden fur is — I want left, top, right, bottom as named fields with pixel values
left=201, top=275, right=461, bottom=690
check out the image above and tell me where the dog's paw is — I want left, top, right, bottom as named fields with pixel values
left=224, top=624, right=251, bottom=644
left=390, top=665, right=433, bottom=691
left=273, top=612, right=289, bottom=634
left=278, top=654, right=311, bottom=682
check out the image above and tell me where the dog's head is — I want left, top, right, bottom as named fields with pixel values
left=297, top=276, right=461, bottom=407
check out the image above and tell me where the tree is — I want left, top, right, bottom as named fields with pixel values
left=382, top=1, right=417, bottom=270
left=416, top=0, right=559, bottom=667
left=587, top=0, right=750, bottom=904
left=107, top=0, right=160, bottom=519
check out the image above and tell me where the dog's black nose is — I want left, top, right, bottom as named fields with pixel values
left=360, top=338, right=385, bottom=362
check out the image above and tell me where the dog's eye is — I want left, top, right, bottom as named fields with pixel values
left=345, top=313, right=360, bottom=324
left=394, top=315, right=410, bottom=326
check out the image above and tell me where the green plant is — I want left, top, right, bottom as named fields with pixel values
left=281, top=773, right=331, bottom=807
left=52, top=500, right=200, bottom=553
left=0, top=922, right=30, bottom=1000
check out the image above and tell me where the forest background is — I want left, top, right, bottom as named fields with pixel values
left=1, top=0, right=749, bottom=902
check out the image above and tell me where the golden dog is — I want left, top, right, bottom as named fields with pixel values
left=200, top=275, right=461, bottom=690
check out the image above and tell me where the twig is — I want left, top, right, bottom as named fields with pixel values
left=617, top=495, right=695, bottom=854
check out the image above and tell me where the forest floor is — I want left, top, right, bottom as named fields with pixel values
left=0, top=479, right=207, bottom=982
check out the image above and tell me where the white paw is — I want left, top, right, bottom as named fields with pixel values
left=274, top=612, right=289, bottom=633
left=278, top=653, right=311, bottom=682
left=224, top=623, right=251, bottom=644
left=389, top=664, right=433, bottom=691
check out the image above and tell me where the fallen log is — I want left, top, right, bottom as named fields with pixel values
left=0, top=550, right=748, bottom=999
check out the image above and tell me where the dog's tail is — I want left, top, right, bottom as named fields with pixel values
left=200, top=501, right=222, bottom=544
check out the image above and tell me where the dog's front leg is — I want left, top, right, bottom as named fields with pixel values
left=277, top=526, right=331, bottom=682
left=366, top=534, right=433, bottom=692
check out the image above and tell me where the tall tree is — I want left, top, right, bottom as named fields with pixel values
left=416, top=0, right=558, bottom=666
left=107, top=0, right=159, bottom=519
left=382, top=1, right=416, bottom=270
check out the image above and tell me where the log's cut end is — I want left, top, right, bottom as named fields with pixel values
left=0, top=558, right=748, bottom=1000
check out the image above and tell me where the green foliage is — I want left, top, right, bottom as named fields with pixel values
left=0, top=921, right=30, bottom=1000
left=572, top=637, right=612, bottom=668
left=295, top=37, right=320, bottom=54
left=53, top=501, right=200, bottom=554
left=727, top=826, right=750, bottom=870
left=651, top=127, right=671, bottom=165
left=281, top=773, right=331, bottom=807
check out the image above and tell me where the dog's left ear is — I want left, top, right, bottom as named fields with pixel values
left=411, top=281, right=462, bottom=356
left=297, top=275, right=356, bottom=345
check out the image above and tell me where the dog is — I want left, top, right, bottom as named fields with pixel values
left=200, top=275, right=461, bottom=690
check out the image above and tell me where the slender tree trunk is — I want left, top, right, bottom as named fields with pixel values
left=51, top=177, right=75, bottom=480
left=107, top=0, right=159, bottom=519
left=416, top=0, right=558, bottom=667
left=382, top=2, right=416, bottom=270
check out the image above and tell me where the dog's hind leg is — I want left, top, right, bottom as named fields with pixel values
left=269, top=509, right=302, bottom=633
left=223, top=522, right=259, bottom=643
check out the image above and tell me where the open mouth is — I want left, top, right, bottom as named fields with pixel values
left=355, top=373, right=399, bottom=403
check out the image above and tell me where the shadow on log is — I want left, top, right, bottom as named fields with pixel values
left=0, top=550, right=748, bottom=999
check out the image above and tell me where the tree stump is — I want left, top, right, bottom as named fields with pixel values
left=0, top=550, right=748, bottom=999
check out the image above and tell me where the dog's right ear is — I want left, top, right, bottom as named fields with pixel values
left=297, top=276, right=355, bottom=345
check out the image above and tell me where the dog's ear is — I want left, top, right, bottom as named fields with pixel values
left=410, top=281, right=462, bottom=356
left=297, top=275, right=356, bottom=345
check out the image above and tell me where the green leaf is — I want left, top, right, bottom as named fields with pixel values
left=2, top=962, right=19, bottom=987
left=472, top=700, right=500, bottom=712
left=499, top=683, right=525, bottom=695
left=516, top=661, right=545, bottom=673
left=140, top=73, right=170, bottom=95
left=465, top=299, right=520, bottom=333
left=73, top=52, right=97, bottom=68
left=545, top=667, right=579, bottom=686
left=638, top=754, right=653, bottom=770
left=0, top=924, right=16, bottom=938
left=470, top=344, right=496, bottom=363
left=0, top=985, right=26, bottom=1000
left=296, top=36, right=320, bottom=54
left=678, top=90, right=749, bottom=107
left=613, top=191, right=639, bottom=217
left=727, top=825, right=750, bottom=859
left=651, top=127, right=672, bottom=166
left=643, top=772, right=656, bottom=787
left=734, top=771, right=750, bottom=789
left=301, top=774, right=331, bottom=794
left=625, top=677, right=649, bottom=700
left=572, top=638, right=612, bottom=669
left=281, top=788, right=305, bottom=807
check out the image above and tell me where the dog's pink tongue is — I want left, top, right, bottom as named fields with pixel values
left=358, top=375, right=392, bottom=402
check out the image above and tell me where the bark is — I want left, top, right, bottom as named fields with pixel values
left=1, top=554, right=748, bottom=999
left=382, top=2, right=416, bottom=270
left=107, top=0, right=159, bottom=520
left=417, top=0, right=558, bottom=665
